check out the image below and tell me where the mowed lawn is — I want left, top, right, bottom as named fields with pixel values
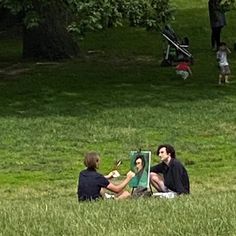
left=0, top=0, right=236, bottom=235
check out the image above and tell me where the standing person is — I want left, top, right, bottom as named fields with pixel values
left=217, top=42, right=231, bottom=84
left=175, top=60, right=192, bottom=80
left=150, top=144, right=190, bottom=195
left=208, top=0, right=226, bottom=51
left=77, top=152, right=135, bottom=201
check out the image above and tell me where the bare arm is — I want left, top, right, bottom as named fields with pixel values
left=188, top=66, right=192, bottom=76
left=188, top=69, right=192, bottom=75
left=104, top=170, right=120, bottom=179
left=106, top=171, right=135, bottom=193
left=104, top=172, right=114, bottom=180
left=226, top=47, right=231, bottom=54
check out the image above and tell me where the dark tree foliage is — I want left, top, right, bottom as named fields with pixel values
left=0, top=0, right=174, bottom=60
left=22, top=1, right=79, bottom=60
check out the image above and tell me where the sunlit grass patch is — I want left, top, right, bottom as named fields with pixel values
left=0, top=0, right=236, bottom=234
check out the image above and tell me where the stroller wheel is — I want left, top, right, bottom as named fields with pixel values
left=161, top=59, right=172, bottom=67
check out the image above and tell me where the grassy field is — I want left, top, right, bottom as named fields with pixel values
left=0, top=193, right=235, bottom=235
left=0, top=0, right=236, bottom=235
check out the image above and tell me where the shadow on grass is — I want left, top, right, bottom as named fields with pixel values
left=0, top=59, right=235, bottom=118
left=0, top=7, right=235, bottom=118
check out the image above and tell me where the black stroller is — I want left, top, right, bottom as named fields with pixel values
left=160, top=25, right=193, bottom=66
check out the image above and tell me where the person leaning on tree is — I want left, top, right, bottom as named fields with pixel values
left=150, top=144, right=190, bottom=195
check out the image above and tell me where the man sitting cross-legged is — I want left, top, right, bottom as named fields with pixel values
left=150, top=144, right=190, bottom=197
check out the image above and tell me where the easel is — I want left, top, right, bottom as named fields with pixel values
left=129, top=149, right=151, bottom=196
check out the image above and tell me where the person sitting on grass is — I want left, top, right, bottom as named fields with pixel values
left=150, top=144, right=190, bottom=196
left=217, top=42, right=231, bottom=84
left=77, top=151, right=135, bottom=201
left=175, top=60, right=192, bottom=80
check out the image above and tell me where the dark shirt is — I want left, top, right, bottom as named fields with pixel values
left=150, top=158, right=190, bottom=194
left=77, top=168, right=109, bottom=201
left=208, top=0, right=226, bottom=28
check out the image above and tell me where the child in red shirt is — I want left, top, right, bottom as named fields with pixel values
left=176, top=61, right=192, bottom=80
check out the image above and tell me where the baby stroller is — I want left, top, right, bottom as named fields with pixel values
left=160, top=25, right=193, bottom=66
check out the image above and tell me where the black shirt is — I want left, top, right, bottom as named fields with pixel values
left=150, top=158, right=190, bottom=194
left=77, top=168, right=110, bottom=201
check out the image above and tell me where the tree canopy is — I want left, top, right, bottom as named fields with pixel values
left=1, top=0, right=174, bottom=33
left=0, top=0, right=174, bottom=59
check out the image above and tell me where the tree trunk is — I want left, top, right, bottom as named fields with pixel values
left=22, top=1, right=79, bottom=60
left=0, top=8, right=14, bottom=29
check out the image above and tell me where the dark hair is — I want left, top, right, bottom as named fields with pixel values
left=219, top=42, right=226, bottom=47
left=84, top=152, right=100, bottom=169
left=135, top=154, right=146, bottom=168
left=156, top=144, right=176, bottom=158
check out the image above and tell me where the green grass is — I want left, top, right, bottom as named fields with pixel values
left=0, top=1, right=236, bottom=235
left=0, top=192, right=236, bottom=235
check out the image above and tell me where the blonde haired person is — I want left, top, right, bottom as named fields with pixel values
left=77, top=152, right=135, bottom=201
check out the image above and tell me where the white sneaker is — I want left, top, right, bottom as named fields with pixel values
left=104, top=193, right=115, bottom=199
left=152, top=192, right=177, bottom=199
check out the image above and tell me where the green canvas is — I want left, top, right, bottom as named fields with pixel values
left=129, top=151, right=151, bottom=189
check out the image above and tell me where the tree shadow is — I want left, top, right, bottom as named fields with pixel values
left=0, top=7, right=235, bottom=118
